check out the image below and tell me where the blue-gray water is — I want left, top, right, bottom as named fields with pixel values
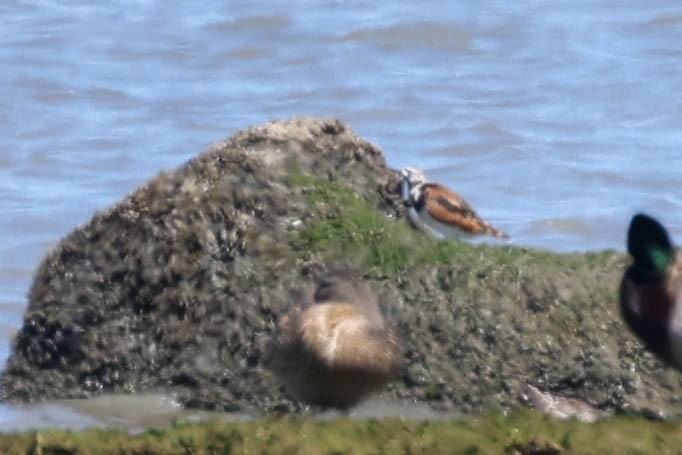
left=2, top=1, right=682, bottom=430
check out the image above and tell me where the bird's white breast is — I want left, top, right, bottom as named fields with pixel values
left=417, top=206, right=471, bottom=240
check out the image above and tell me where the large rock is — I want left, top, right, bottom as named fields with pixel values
left=2, top=117, right=681, bottom=416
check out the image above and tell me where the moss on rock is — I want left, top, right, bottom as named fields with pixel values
left=1, top=117, right=681, bottom=417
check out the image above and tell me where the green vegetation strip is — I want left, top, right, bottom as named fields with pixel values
left=288, top=171, right=474, bottom=273
left=1, top=410, right=680, bottom=454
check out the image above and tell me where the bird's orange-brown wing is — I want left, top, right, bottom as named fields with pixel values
left=421, top=183, right=508, bottom=238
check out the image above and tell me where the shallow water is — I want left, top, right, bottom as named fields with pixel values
left=0, top=393, right=448, bottom=433
left=2, top=1, right=682, bottom=430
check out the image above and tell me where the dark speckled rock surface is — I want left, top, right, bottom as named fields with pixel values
left=0, top=117, right=399, bottom=413
left=2, top=117, right=681, bottom=417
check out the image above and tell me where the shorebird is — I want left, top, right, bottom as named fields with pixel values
left=400, top=167, right=508, bottom=240
left=268, top=271, right=402, bottom=408
left=524, top=384, right=606, bottom=423
left=620, top=213, right=682, bottom=370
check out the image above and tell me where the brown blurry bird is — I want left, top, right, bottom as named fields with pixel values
left=268, top=271, right=402, bottom=408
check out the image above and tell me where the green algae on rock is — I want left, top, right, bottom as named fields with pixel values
left=1, top=117, right=682, bottom=417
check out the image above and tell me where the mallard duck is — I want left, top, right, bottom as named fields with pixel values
left=268, top=272, right=402, bottom=408
left=400, top=167, right=508, bottom=240
left=620, top=213, right=682, bottom=368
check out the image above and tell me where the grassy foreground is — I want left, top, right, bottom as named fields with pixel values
left=1, top=410, right=680, bottom=455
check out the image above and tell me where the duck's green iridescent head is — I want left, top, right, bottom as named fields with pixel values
left=627, top=213, right=675, bottom=281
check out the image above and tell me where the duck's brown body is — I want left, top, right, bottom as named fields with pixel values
left=620, top=260, right=681, bottom=364
left=269, top=273, right=402, bottom=408
left=620, top=213, right=682, bottom=370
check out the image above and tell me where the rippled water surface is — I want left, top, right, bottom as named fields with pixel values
left=2, top=1, right=682, bottom=429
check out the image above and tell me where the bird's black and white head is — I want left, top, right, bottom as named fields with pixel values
left=627, top=213, right=675, bottom=282
left=400, top=166, right=427, bottom=204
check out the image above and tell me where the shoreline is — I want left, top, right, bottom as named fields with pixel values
left=1, top=409, right=680, bottom=454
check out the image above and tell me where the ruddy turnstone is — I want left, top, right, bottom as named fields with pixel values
left=620, top=213, right=682, bottom=369
left=400, top=166, right=508, bottom=240
left=268, top=271, right=402, bottom=408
